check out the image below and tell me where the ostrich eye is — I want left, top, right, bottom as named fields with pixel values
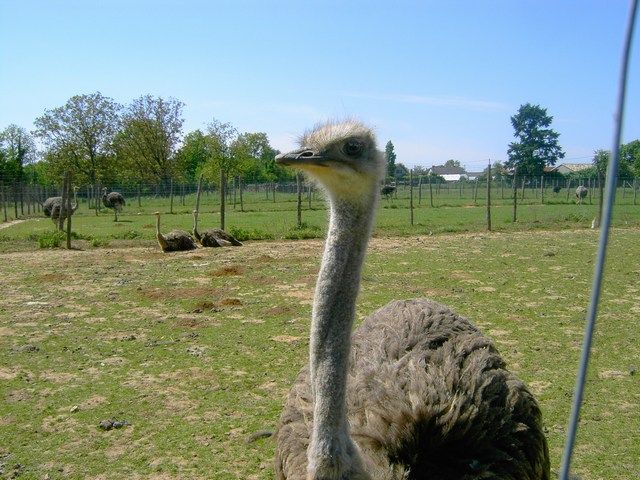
left=343, top=140, right=363, bottom=157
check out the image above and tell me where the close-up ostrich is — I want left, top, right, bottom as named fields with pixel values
left=192, top=210, right=243, bottom=247
left=575, top=185, right=588, bottom=204
left=102, top=187, right=126, bottom=221
left=49, top=186, right=79, bottom=225
left=154, top=211, right=197, bottom=252
left=274, top=121, right=549, bottom=480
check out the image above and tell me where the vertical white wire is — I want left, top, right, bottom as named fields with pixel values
left=558, top=1, right=639, bottom=478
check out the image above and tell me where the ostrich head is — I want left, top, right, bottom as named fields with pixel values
left=276, top=120, right=384, bottom=204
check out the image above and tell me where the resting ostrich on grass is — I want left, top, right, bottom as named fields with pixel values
left=102, top=187, right=126, bottom=221
left=274, top=120, right=549, bottom=480
left=192, top=211, right=243, bottom=247
left=49, top=186, right=79, bottom=225
left=575, top=185, right=588, bottom=204
left=154, top=211, right=197, bottom=252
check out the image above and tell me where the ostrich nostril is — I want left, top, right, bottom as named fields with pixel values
left=297, top=150, right=316, bottom=158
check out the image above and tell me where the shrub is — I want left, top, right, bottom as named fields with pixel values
left=229, top=226, right=274, bottom=241
left=284, top=222, right=322, bottom=240
left=37, top=231, right=65, bottom=249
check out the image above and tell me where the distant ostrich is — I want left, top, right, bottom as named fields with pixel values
left=575, top=185, right=588, bottom=204
left=552, top=185, right=562, bottom=194
left=102, top=187, right=126, bottom=221
left=49, top=186, right=79, bottom=225
left=154, top=211, right=197, bottom=252
left=380, top=184, right=396, bottom=199
left=274, top=121, right=549, bottom=480
left=192, top=211, right=243, bottom=247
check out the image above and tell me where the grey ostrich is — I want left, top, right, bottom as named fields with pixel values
left=274, top=120, right=549, bottom=480
left=154, top=211, right=197, bottom=252
left=102, top=187, right=126, bottom=221
left=192, top=210, right=243, bottom=247
left=49, top=186, right=79, bottom=225
left=575, top=185, right=588, bottom=204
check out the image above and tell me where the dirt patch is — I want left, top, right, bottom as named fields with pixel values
left=38, top=272, right=70, bottom=282
left=218, top=298, right=242, bottom=307
left=139, top=286, right=222, bottom=301
left=271, top=335, right=303, bottom=344
left=209, top=265, right=245, bottom=276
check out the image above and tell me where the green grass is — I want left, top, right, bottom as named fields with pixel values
left=0, top=228, right=638, bottom=479
left=0, top=186, right=639, bottom=252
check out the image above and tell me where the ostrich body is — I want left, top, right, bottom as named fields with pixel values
left=274, top=121, right=549, bottom=480
left=43, top=196, right=62, bottom=217
left=575, top=186, right=588, bottom=204
left=381, top=184, right=396, bottom=199
left=154, top=212, right=197, bottom=252
left=48, top=187, right=79, bottom=224
left=192, top=211, right=243, bottom=247
left=102, top=188, right=126, bottom=221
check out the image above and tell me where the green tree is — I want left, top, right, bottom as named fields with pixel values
left=506, top=103, right=565, bottom=176
left=620, top=140, right=640, bottom=176
left=592, top=148, right=634, bottom=178
left=385, top=141, right=397, bottom=180
left=33, top=92, right=121, bottom=186
left=394, top=162, right=409, bottom=181
left=0, top=125, right=37, bottom=181
left=175, top=130, right=210, bottom=183
left=444, top=159, right=461, bottom=168
left=114, top=95, right=184, bottom=184
left=200, top=119, right=238, bottom=230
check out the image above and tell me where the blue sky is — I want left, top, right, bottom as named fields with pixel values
left=1, top=0, right=638, bottom=171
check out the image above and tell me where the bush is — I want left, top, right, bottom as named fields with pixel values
left=229, top=226, right=274, bottom=241
left=90, top=238, right=110, bottom=248
left=112, top=230, right=142, bottom=240
left=284, top=222, right=322, bottom=240
left=37, top=231, right=65, bottom=249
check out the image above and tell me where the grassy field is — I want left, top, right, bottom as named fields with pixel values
left=1, top=186, right=639, bottom=252
left=1, top=222, right=639, bottom=479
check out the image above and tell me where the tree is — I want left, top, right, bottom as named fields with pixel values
left=0, top=125, right=37, bottom=182
left=33, top=92, right=121, bottom=186
left=444, top=159, right=461, bottom=168
left=620, top=139, right=640, bottom=176
left=385, top=141, right=396, bottom=181
left=394, top=162, right=409, bottom=181
left=200, top=119, right=238, bottom=230
left=175, top=130, right=211, bottom=183
left=506, top=103, right=565, bottom=176
left=592, top=148, right=634, bottom=178
left=114, top=95, right=184, bottom=185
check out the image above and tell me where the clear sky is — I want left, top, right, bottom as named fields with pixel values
left=1, top=0, right=638, bottom=172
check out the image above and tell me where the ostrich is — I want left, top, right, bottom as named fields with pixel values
left=192, top=210, right=243, bottom=247
left=102, top=187, right=126, bottom=221
left=274, top=120, right=549, bottom=480
left=381, top=184, right=396, bottom=199
left=575, top=185, right=588, bottom=204
left=552, top=185, right=562, bottom=194
left=43, top=196, right=62, bottom=217
left=49, top=186, right=79, bottom=225
left=154, top=211, right=197, bottom=252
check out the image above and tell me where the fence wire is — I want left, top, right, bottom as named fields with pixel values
left=559, top=0, right=639, bottom=478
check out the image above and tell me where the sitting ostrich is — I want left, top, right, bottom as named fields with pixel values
left=154, top=211, right=197, bottom=252
left=575, top=185, right=588, bottom=204
left=49, top=186, right=79, bottom=225
left=192, top=210, right=243, bottom=247
left=102, top=187, right=126, bottom=221
left=274, top=120, right=549, bottom=480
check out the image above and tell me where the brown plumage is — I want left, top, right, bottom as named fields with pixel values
left=192, top=210, right=243, bottom=247
left=154, top=212, right=197, bottom=252
left=274, top=120, right=549, bottom=480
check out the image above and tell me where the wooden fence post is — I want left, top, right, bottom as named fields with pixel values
left=169, top=178, right=174, bottom=214
left=429, top=175, right=434, bottom=207
left=1, top=184, right=7, bottom=222
left=486, top=162, right=492, bottom=231
left=521, top=175, right=526, bottom=200
left=409, top=170, right=414, bottom=226
left=296, top=172, right=302, bottom=228
left=512, top=168, right=518, bottom=222
left=65, top=172, right=72, bottom=249
left=540, top=175, right=544, bottom=204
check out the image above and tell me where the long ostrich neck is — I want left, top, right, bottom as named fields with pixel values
left=155, top=216, right=168, bottom=250
left=309, top=186, right=378, bottom=460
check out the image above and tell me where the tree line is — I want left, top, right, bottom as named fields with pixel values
left=0, top=92, right=295, bottom=191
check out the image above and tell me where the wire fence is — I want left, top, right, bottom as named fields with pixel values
left=1, top=175, right=638, bottom=223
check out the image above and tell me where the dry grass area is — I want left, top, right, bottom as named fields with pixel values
left=1, top=229, right=639, bottom=479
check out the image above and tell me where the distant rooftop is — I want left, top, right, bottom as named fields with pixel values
left=430, top=165, right=467, bottom=175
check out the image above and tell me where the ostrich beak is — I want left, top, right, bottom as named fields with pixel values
left=275, top=149, right=328, bottom=167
